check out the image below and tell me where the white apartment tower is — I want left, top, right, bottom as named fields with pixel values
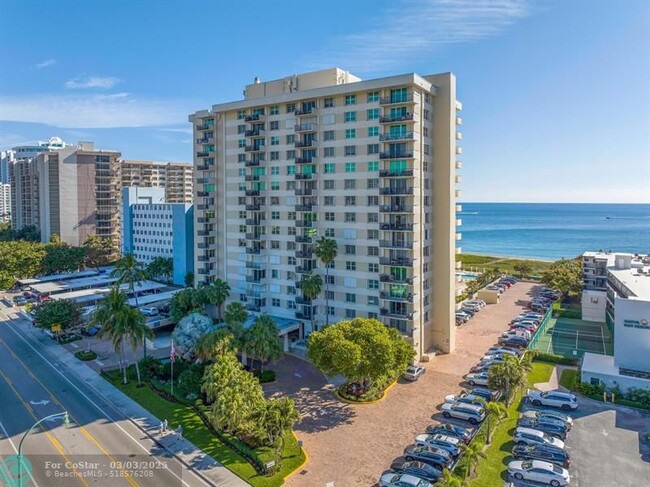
left=190, top=68, right=462, bottom=356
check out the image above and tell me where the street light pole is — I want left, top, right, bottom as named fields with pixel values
left=18, top=411, right=70, bottom=486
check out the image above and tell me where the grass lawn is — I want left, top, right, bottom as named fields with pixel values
left=458, top=253, right=554, bottom=278
left=467, top=361, right=554, bottom=486
left=559, top=368, right=579, bottom=389
left=104, top=372, right=305, bottom=487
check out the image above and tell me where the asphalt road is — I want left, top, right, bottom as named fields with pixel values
left=0, top=309, right=210, bottom=487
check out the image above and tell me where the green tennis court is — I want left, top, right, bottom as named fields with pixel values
left=531, top=317, right=613, bottom=359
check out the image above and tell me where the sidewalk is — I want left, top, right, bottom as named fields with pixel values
left=6, top=311, right=250, bottom=487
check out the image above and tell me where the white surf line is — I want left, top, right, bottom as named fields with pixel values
left=3, top=321, right=205, bottom=487
left=0, top=421, right=41, bottom=487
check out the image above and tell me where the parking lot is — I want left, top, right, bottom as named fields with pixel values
left=281, top=280, right=539, bottom=486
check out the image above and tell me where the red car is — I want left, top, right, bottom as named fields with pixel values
left=510, top=323, right=537, bottom=332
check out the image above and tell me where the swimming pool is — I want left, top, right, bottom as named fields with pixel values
left=456, top=273, right=478, bottom=280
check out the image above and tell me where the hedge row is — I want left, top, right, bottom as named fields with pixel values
left=534, top=352, right=580, bottom=366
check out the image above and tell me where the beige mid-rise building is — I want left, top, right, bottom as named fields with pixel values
left=10, top=158, right=40, bottom=230
left=1, top=183, right=11, bottom=223
left=121, top=160, right=193, bottom=203
left=189, top=68, right=463, bottom=356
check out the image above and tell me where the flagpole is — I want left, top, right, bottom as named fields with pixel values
left=170, top=340, right=175, bottom=396
left=171, top=358, right=174, bottom=396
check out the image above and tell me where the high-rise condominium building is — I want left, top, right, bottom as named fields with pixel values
left=10, top=158, right=41, bottom=230
left=121, top=160, right=193, bottom=203
left=190, top=68, right=462, bottom=356
left=1, top=150, right=16, bottom=184
left=0, top=184, right=11, bottom=222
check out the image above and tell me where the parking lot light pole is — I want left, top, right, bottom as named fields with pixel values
left=18, top=412, right=70, bottom=485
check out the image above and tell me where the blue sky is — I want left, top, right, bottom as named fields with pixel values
left=0, top=0, right=648, bottom=203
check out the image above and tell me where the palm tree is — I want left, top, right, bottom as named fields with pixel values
left=111, top=254, right=148, bottom=358
left=477, top=398, right=508, bottom=444
left=123, top=305, right=153, bottom=385
left=437, top=469, right=466, bottom=487
left=459, top=442, right=487, bottom=479
left=91, top=287, right=133, bottom=384
left=300, top=271, right=323, bottom=334
left=195, top=328, right=236, bottom=362
left=201, top=353, right=242, bottom=404
left=244, top=315, right=283, bottom=371
left=488, top=355, right=526, bottom=406
left=204, top=278, right=230, bottom=321
left=314, top=237, right=338, bottom=326
left=224, top=302, right=248, bottom=342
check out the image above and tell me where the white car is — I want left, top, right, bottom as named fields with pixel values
left=514, top=427, right=565, bottom=449
left=465, top=371, right=490, bottom=386
left=502, top=329, right=532, bottom=340
left=379, top=472, right=433, bottom=487
left=415, top=434, right=460, bottom=456
left=526, top=390, right=578, bottom=411
left=404, top=365, right=425, bottom=381
left=444, top=393, right=484, bottom=406
left=486, top=346, right=522, bottom=358
left=140, top=306, right=159, bottom=317
left=521, top=410, right=573, bottom=429
left=507, top=459, right=570, bottom=486
left=441, top=402, right=486, bottom=424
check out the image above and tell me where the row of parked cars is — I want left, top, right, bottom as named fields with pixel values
left=455, top=299, right=486, bottom=326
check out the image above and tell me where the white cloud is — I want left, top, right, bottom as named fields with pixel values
left=64, top=76, right=121, bottom=89
left=159, top=127, right=193, bottom=134
left=35, top=58, right=57, bottom=69
left=0, top=93, right=193, bottom=128
left=319, top=0, right=531, bottom=72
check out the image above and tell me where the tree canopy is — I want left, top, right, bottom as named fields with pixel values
left=0, top=240, right=46, bottom=289
left=146, top=257, right=173, bottom=282
left=307, top=318, right=415, bottom=387
left=42, top=242, right=86, bottom=274
left=170, top=287, right=208, bottom=322
left=244, top=315, right=283, bottom=370
left=83, top=235, right=114, bottom=269
left=541, top=258, right=582, bottom=297
left=32, top=299, right=83, bottom=332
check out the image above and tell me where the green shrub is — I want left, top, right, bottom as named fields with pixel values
left=177, top=362, right=207, bottom=398
left=74, top=350, right=97, bottom=361
left=138, top=357, right=164, bottom=380
left=534, top=352, right=579, bottom=366
left=625, top=387, right=650, bottom=408
left=255, top=369, right=276, bottom=384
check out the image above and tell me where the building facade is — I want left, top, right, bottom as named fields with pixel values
left=0, top=183, right=10, bottom=222
left=10, top=158, right=40, bottom=230
left=122, top=186, right=194, bottom=286
left=11, top=136, right=67, bottom=160
left=1, top=150, right=15, bottom=184
left=121, top=160, right=193, bottom=203
left=189, top=68, right=462, bottom=357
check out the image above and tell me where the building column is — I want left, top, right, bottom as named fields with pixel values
left=283, top=333, right=289, bottom=352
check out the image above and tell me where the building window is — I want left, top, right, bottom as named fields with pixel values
left=367, top=229, right=378, bottom=239
left=238, top=153, right=246, bottom=162
left=345, top=212, right=356, bottom=222
left=324, top=163, right=335, bottom=173
left=270, top=136, right=279, bottom=146
left=423, top=126, right=429, bottom=137
left=423, top=144, right=430, bottom=155
left=271, top=181, right=280, bottom=190
left=288, top=211, right=296, bottom=220
left=286, top=181, right=295, bottom=190
left=324, top=196, right=334, bottom=206
left=324, top=130, right=335, bottom=141
left=286, top=150, right=296, bottom=159
left=288, top=256, right=296, bottom=265
left=368, top=246, right=378, bottom=256
left=324, top=180, right=335, bottom=190
left=271, top=240, right=280, bottom=249
left=271, top=226, right=280, bottom=235
left=344, top=179, right=356, bottom=190
left=368, top=127, right=379, bottom=137
left=239, top=225, right=246, bottom=233
left=368, top=213, right=378, bottom=223
left=346, top=293, right=356, bottom=303
left=286, top=103, right=296, bottom=113
left=324, top=97, right=334, bottom=108
left=367, top=195, right=378, bottom=206
left=270, top=105, right=279, bottom=115
left=237, top=110, right=246, bottom=120
left=286, top=134, right=295, bottom=144
left=271, top=298, right=280, bottom=307
left=325, top=212, right=335, bottom=221
left=345, top=94, right=356, bottom=105
left=323, top=113, right=335, bottom=125
left=325, top=228, right=335, bottom=237
left=368, top=263, right=379, bottom=273
left=368, top=279, right=379, bottom=289
left=324, top=147, right=335, bottom=157
left=345, top=245, right=356, bottom=255
left=346, top=261, right=356, bottom=271
left=368, top=296, right=379, bottom=306
left=345, top=195, right=356, bottom=206
left=423, top=109, right=430, bottom=121
left=346, top=309, right=356, bottom=319
left=238, top=139, right=246, bottom=148
left=270, top=196, right=280, bottom=205
left=270, top=121, right=279, bottom=130
left=367, top=91, right=379, bottom=102
left=344, top=145, right=356, bottom=156
left=345, top=162, right=356, bottom=173
left=237, top=124, right=246, bottom=134
left=271, top=211, right=280, bottom=220
left=327, top=306, right=335, bottom=316
left=286, top=165, right=296, bottom=175
left=345, top=129, right=356, bottom=139
left=367, top=143, right=379, bottom=154
left=367, top=108, right=379, bottom=120
left=270, top=151, right=279, bottom=161
left=344, top=111, right=357, bottom=122
left=239, top=210, right=246, bottom=219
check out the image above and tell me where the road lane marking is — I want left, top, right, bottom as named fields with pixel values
left=0, top=371, right=89, bottom=486
left=1, top=321, right=200, bottom=487
left=0, top=338, right=139, bottom=487
left=0, top=421, right=41, bottom=487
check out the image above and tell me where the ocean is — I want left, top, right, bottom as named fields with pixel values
left=458, top=203, right=650, bottom=261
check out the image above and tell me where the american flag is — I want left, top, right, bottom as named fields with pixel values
left=170, top=341, right=176, bottom=363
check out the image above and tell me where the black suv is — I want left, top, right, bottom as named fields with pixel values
left=517, top=417, right=569, bottom=440
left=403, top=445, right=452, bottom=469
left=511, top=444, right=570, bottom=468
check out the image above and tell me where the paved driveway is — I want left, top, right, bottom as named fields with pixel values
left=272, top=281, right=540, bottom=487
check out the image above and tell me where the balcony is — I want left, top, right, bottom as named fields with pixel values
left=295, top=220, right=313, bottom=228
left=295, top=265, right=312, bottom=274
left=245, top=175, right=260, bottom=182
left=197, top=191, right=209, bottom=197
left=294, top=107, right=316, bottom=116
left=456, top=204, right=463, bottom=212
left=295, top=173, right=313, bottom=180
left=196, top=137, right=214, bottom=144
left=456, top=218, right=462, bottom=227
left=295, top=157, right=314, bottom=164
left=245, top=160, right=260, bottom=167
left=197, top=255, right=211, bottom=262
left=379, top=95, right=413, bottom=105
left=379, top=152, right=414, bottom=160
left=245, top=114, right=265, bottom=122
left=379, top=113, right=414, bottom=123
left=456, top=146, right=463, bottom=155
left=379, top=257, right=413, bottom=266
left=379, top=223, right=414, bottom=231
left=295, top=188, right=313, bottom=196
left=379, top=240, right=413, bottom=249
left=379, top=169, right=413, bottom=178
left=196, top=164, right=210, bottom=171
left=379, top=205, right=413, bottom=213
left=380, top=309, right=414, bottom=320
left=246, top=247, right=263, bottom=255
left=197, top=216, right=214, bottom=223
left=246, top=261, right=263, bottom=269
left=246, top=275, right=265, bottom=283
left=379, top=187, right=413, bottom=195
left=379, top=274, right=413, bottom=284
left=456, top=131, right=463, bottom=141
left=455, top=189, right=462, bottom=198
left=379, top=132, right=414, bottom=142
left=456, top=116, right=463, bottom=126
left=295, top=140, right=316, bottom=148
left=455, top=175, right=462, bottom=184
left=380, top=291, right=413, bottom=303
left=196, top=151, right=211, bottom=158
left=456, top=246, right=462, bottom=254
left=196, top=124, right=214, bottom=131
left=295, top=235, right=311, bottom=243
left=295, top=311, right=311, bottom=321
left=456, top=232, right=462, bottom=241
left=245, top=145, right=265, bottom=153
left=296, top=250, right=313, bottom=258
left=245, top=129, right=264, bottom=137
left=295, top=123, right=317, bottom=132
left=295, top=204, right=313, bottom=211
left=197, top=243, right=210, bottom=249
left=295, top=296, right=312, bottom=305
left=455, top=161, right=462, bottom=169
left=245, top=189, right=260, bottom=196
left=246, top=303, right=261, bottom=312
left=246, top=233, right=263, bottom=240
left=197, top=230, right=214, bottom=237
left=245, top=219, right=261, bottom=225
left=245, top=204, right=262, bottom=211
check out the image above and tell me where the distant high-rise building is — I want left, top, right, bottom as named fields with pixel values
left=189, top=67, right=463, bottom=356
left=1, top=150, right=16, bottom=184
left=120, top=160, right=193, bottom=203
left=0, top=183, right=11, bottom=223
left=10, top=158, right=40, bottom=230
left=11, top=136, right=67, bottom=160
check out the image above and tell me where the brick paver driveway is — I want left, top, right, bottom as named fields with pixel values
left=274, top=281, right=539, bottom=487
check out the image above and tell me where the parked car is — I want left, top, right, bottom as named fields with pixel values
left=425, top=423, right=472, bottom=443
left=526, top=390, right=578, bottom=411
left=456, top=311, right=472, bottom=320
left=507, top=459, right=570, bottom=486
left=510, top=322, right=537, bottom=332
left=497, top=280, right=512, bottom=288
left=458, top=308, right=476, bottom=318
left=462, top=302, right=481, bottom=312
left=494, top=283, right=508, bottom=292
left=465, top=371, right=490, bottom=386
left=468, top=387, right=502, bottom=402
left=455, top=315, right=467, bottom=326
left=531, top=303, right=549, bottom=313
left=389, top=459, right=442, bottom=482
left=445, top=392, right=484, bottom=406
left=502, top=329, right=532, bottom=341
left=470, top=360, right=499, bottom=373
left=414, top=434, right=460, bottom=457
left=404, top=365, right=425, bottom=381
left=481, top=353, right=507, bottom=363
left=486, top=346, right=522, bottom=358
left=485, top=285, right=504, bottom=293
left=511, top=444, right=571, bottom=468
left=84, top=325, right=101, bottom=337
left=512, top=316, right=541, bottom=325
left=403, top=445, right=453, bottom=469
left=466, top=299, right=486, bottom=308
left=520, top=410, right=573, bottom=429
left=498, top=335, right=529, bottom=348
left=379, top=471, right=434, bottom=487
left=441, top=402, right=486, bottom=424
left=517, top=418, right=568, bottom=440
left=514, top=427, right=566, bottom=449
left=140, top=306, right=159, bottom=317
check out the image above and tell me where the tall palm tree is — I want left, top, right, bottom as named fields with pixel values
left=477, top=398, right=508, bottom=444
left=244, top=315, right=282, bottom=371
left=224, top=301, right=248, bottom=343
left=488, top=355, right=526, bottom=406
left=204, top=278, right=230, bottom=321
left=123, top=305, right=153, bottom=385
left=195, top=328, right=237, bottom=362
left=300, top=271, right=323, bottom=334
left=314, top=236, right=338, bottom=326
left=91, top=286, right=130, bottom=384
left=459, top=442, right=487, bottom=479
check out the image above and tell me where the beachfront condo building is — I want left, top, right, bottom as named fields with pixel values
left=0, top=183, right=10, bottom=223
left=189, top=68, right=463, bottom=357
left=121, top=160, right=194, bottom=203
